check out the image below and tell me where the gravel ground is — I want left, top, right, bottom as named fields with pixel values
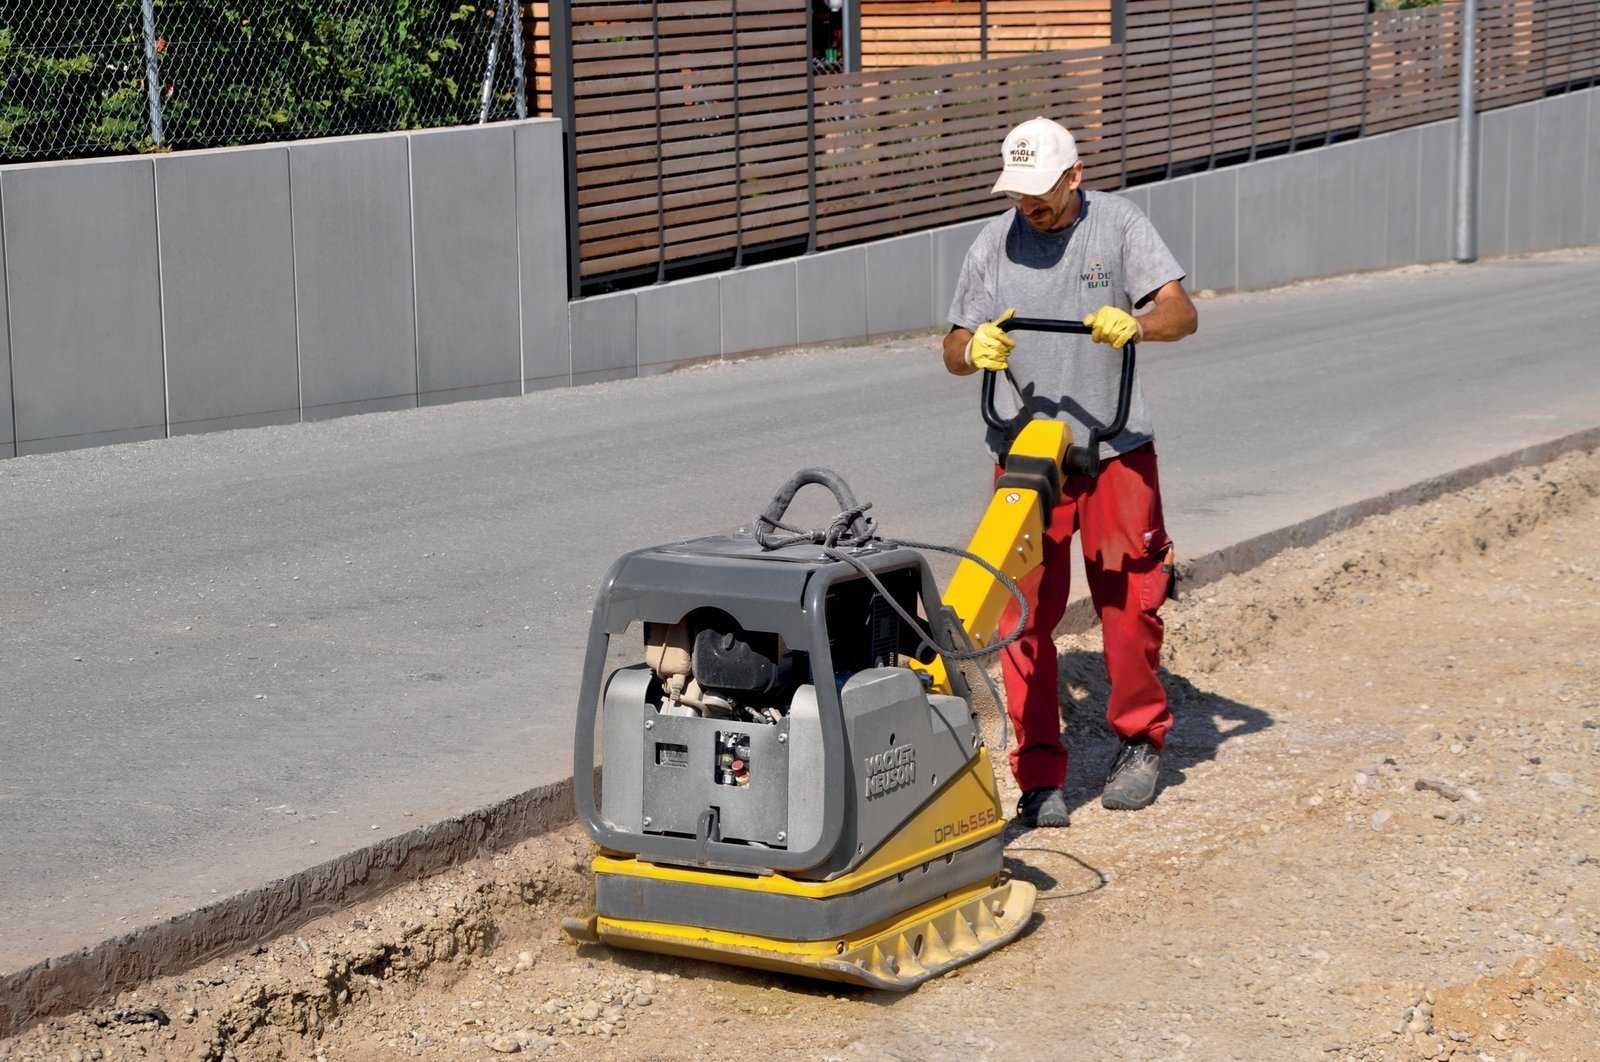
left=4, top=447, right=1598, bottom=1062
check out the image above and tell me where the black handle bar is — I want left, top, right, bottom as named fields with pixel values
left=753, top=467, right=872, bottom=547
left=979, top=316, right=1137, bottom=477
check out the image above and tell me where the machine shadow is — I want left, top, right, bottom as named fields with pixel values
left=1054, top=649, right=1274, bottom=818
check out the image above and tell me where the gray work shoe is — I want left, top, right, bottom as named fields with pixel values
left=1101, top=739, right=1161, bottom=810
left=1017, top=787, right=1070, bottom=828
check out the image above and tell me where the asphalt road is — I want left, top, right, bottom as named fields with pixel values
left=2, top=250, right=1598, bottom=972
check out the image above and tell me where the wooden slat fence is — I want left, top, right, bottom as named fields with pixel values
left=856, top=0, right=1112, bottom=68
left=525, top=1, right=557, bottom=117
left=548, top=0, right=1600, bottom=288
left=812, top=47, right=1127, bottom=246
left=564, top=0, right=811, bottom=278
left=1366, top=3, right=1461, bottom=134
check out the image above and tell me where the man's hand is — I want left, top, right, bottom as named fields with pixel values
left=1083, top=305, right=1142, bottom=349
left=965, top=308, right=1018, bottom=371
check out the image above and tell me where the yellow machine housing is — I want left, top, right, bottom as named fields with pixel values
left=568, top=421, right=1073, bottom=989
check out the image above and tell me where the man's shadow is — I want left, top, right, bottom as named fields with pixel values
left=1053, top=649, right=1274, bottom=817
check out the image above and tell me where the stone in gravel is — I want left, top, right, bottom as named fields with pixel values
left=633, top=993, right=652, bottom=1007
left=1545, top=772, right=1574, bottom=787
left=577, top=1001, right=603, bottom=1022
left=1445, top=1028, right=1468, bottom=1042
left=1415, top=778, right=1463, bottom=802
left=486, top=1035, right=520, bottom=1053
left=514, top=951, right=533, bottom=972
left=1371, top=810, right=1394, bottom=832
left=1490, top=1022, right=1510, bottom=1041
left=603, top=1006, right=624, bottom=1023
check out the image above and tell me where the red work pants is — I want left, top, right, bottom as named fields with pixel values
left=996, top=444, right=1174, bottom=792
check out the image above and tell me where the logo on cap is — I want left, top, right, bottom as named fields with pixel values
left=1008, top=138, right=1036, bottom=167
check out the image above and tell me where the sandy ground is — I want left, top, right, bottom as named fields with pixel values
left=4, top=447, right=1598, bottom=1062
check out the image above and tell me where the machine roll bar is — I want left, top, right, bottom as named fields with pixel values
left=979, top=316, right=1137, bottom=478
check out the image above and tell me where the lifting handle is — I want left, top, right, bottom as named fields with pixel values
left=979, top=316, right=1137, bottom=477
left=754, top=467, right=873, bottom=548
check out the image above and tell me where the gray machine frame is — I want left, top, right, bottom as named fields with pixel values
left=573, top=535, right=972, bottom=875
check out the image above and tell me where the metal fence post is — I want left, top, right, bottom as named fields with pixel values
left=139, top=0, right=165, bottom=146
left=1164, top=0, right=1175, bottom=178
left=845, top=0, right=862, bottom=72
left=731, top=0, right=745, bottom=268
left=1454, top=0, right=1478, bottom=263
left=511, top=0, right=529, bottom=119
left=652, top=0, right=665, bottom=283
left=480, top=0, right=509, bottom=124
left=1359, top=3, right=1371, bottom=135
left=806, top=1, right=818, bottom=253
left=1247, top=0, right=1260, bottom=161
left=550, top=0, right=582, bottom=298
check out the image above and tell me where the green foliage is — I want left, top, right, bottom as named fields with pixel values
left=0, top=1, right=519, bottom=160
left=0, top=3, right=152, bottom=157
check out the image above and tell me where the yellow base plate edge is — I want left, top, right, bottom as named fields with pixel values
left=563, top=876, right=1037, bottom=992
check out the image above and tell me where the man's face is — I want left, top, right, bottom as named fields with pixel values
left=1010, top=163, right=1084, bottom=231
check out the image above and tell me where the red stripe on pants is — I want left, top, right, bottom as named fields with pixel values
left=996, top=444, right=1174, bottom=792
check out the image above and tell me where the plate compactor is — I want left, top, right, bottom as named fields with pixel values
left=565, top=317, right=1135, bottom=989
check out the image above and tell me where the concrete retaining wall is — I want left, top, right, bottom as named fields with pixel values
left=572, top=87, right=1598, bottom=379
left=0, top=120, right=566, bottom=455
left=1, top=90, right=1595, bottom=456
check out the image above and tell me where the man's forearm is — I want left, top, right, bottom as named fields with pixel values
left=943, top=328, right=978, bottom=376
left=1134, top=283, right=1199, bottom=342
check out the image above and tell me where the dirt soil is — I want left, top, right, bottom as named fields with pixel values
left=5, top=447, right=1599, bottom=1062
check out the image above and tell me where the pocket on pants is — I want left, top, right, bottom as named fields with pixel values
left=1135, top=541, right=1177, bottom=613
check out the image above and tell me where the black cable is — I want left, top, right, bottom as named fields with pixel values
left=948, top=618, right=1011, bottom=755
left=751, top=476, right=1030, bottom=664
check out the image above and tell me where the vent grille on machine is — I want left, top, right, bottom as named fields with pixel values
left=866, top=592, right=899, bottom=669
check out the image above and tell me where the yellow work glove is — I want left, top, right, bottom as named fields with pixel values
left=965, top=308, right=1017, bottom=371
left=1083, top=305, right=1142, bottom=349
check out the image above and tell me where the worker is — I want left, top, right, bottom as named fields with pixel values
left=943, top=116, right=1198, bottom=828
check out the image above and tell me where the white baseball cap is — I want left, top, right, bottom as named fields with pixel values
left=991, top=117, right=1080, bottom=197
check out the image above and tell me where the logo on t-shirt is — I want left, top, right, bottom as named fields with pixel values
left=1080, top=259, right=1111, bottom=289
left=1007, top=139, right=1036, bottom=167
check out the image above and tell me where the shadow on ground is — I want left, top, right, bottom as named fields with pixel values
left=988, top=648, right=1275, bottom=831
left=1055, top=649, right=1275, bottom=817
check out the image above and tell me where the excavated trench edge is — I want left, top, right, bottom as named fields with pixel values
left=3, top=425, right=1598, bottom=1039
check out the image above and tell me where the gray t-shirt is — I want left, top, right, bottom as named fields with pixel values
left=948, top=192, right=1185, bottom=459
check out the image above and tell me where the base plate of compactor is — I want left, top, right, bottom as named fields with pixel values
left=564, top=875, right=1036, bottom=991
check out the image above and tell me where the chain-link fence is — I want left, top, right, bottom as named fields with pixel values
left=0, top=1, right=531, bottom=162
